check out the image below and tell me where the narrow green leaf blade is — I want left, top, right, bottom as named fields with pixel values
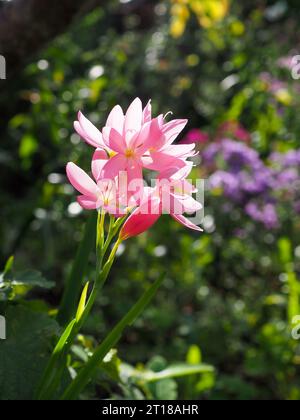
left=76, top=282, right=89, bottom=322
left=61, top=273, right=165, bottom=400
left=143, top=364, right=214, bottom=383
left=36, top=318, right=76, bottom=400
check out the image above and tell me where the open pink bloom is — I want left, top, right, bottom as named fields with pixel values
left=74, top=98, right=196, bottom=181
left=120, top=166, right=202, bottom=240
left=100, top=98, right=156, bottom=183
left=70, top=98, right=202, bottom=238
left=66, top=158, right=133, bottom=216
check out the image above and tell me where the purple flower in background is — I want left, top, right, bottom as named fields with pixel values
left=203, top=138, right=300, bottom=230
left=241, top=167, right=274, bottom=195
left=202, top=142, right=221, bottom=164
left=294, top=201, right=300, bottom=214
left=262, top=203, right=279, bottom=229
left=245, top=202, right=279, bottom=229
left=277, top=168, right=298, bottom=187
left=283, top=150, right=300, bottom=166
left=222, top=139, right=260, bottom=171
left=210, top=170, right=242, bottom=201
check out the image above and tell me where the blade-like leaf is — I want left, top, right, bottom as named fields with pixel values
left=142, top=364, right=214, bottom=382
left=76, top=282, right=89, bottom=322
left=36, top=318, right=76, bottom=400
left=61, top=273, right=165, bottom=400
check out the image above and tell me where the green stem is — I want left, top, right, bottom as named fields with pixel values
left=57, top=213, right=97, bottom=326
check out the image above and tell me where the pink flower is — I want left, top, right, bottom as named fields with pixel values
left=181, top=128, right=209, bottom=145
left=120, top=166, right=202, bottom=240
left=69, top=98, right=202, bottom=238
left=66, top=157, right=133, bottom=216
left=74, top=98, right=196, bottom=180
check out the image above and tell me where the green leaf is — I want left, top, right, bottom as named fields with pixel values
left=99, top=349, right=121, bottom=382
left=12, top=270, right=54, bottom=289
left=0, top=305, right=58, bottom=400
left=278, top=237, right=292, bottom=265
left=287, top=271, right=299, bottom=323
left=61, top=273, right=165, bottom=400
left=3, top=256, right=14, bottom=276
left=36, top=318, right=76, bottom=400
left=0, top=266, right=54, bottom=302
left=196, top=372, right=215, bottom=393
left=153, top=379, right=178, bottom=400
left=76, top=282, right=89, bottom=322
left=186, top=345, right=202, bottom=365
left=19, top=133, right=38, bottom=159
left=142, top=364, right=214, bottom=382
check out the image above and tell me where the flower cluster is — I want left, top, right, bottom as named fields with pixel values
left=203, top=139, right=300, bottom=229
left=67, top=98, right=202, bottom=239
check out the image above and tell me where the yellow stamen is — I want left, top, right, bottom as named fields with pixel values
left=125, top=149, right=135, bottom=158
left=109, top=150, right=118, bottom=158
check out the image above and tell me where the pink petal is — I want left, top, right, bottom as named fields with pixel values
left=143, top=100, right=152, bottom=123
left=126, top=160, right=144, bottom=201
left=172, top=195, right=202, bottom=214
left=124, top=98, right=143, bottom=133
left=74, top=122, right=100, bottom=148
left=102, top=127, right=126, bottom=153
left=171, top=213, right=203, bottom=232
left=125, top=129, right=139, bottom=149
left=101, top=154, right=127, bottom=180
left=91, top=149, right=108, bottom=181
left=74, top=111, right=105, bottom=148
left=161, top=143, right=197, bottom=159
left=105, top=105, right=125, bottom=134
left=172, top=179, right=197, bottom=194
left=77, top=195, right=98, bottom=210
left=120, top=192, right=161, bottom=240
left=147, top=117, right=164, bottom=151
left=160, top=162, right=193, bottom=181
left=133, top=120, right=152, bottom=154
left=162, top=119, right=188, bottom=146
left=120, top=211, right=160, bottom=240
left=66, top=162, right=98, bottom=198
left=143, top=151, right=186, bottom=172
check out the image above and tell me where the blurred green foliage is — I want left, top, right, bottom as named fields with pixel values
left=1, top=0, right=300, bottom=400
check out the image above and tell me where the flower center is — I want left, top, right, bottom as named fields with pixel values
left=125, top=149, right=135, bottom=158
